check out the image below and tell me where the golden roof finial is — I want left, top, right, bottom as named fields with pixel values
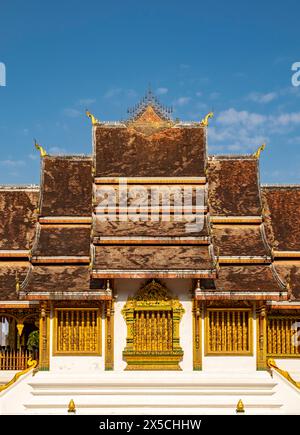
left=200, top=111, right=214, bottom=127
left=86, top=110, right=100, bottom=125
left=253, top=143, right=266, bottom=159
left=68, top=399, right=76, bottom=413
left=34, top=139, right=47, bottom=158
left=236, top=399, right=245, bottom=413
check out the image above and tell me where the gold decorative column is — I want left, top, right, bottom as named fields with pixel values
left=256, top=304, right=267, bottom=370
left=193, top=299, right=202, bottom=370
left=105, top=299, right=114, bottom=370
left=39, top=301, right=50, bottom=371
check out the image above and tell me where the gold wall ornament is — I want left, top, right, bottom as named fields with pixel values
left=193, top=299, right=202, bottom=370
left=105, top=299, right=114, bottom=370
left=68, top=399, right=76, bottom=414
left=268, top=358, right=300, bottom=389
left=34, top=139, right=47, bottom=158
left=200, top=112, right=214, bottom=127
left=253, top=143, right=266, bottom=159
left=39, top=302, right=50, bottom=370
left=122, top=280, right=185, bottom=370
left=53, top=308, right=102, bottom=355
left=256, top=304, right=267, bottom=370
left=205, top=308, right=253, bottom=355
left=15, top=272, right=20, bottom=294
left=86, top=110, right=100, bottom=125
left=267, top=315, right=300, bottom=357
left=236, top=399, right=245, bottom=413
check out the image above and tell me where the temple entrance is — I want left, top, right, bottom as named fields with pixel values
left=0, top=314, right=38, bottom=370
left=122, top=280, right=184, bottom=370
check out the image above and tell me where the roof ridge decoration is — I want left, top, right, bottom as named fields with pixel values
left=34, top=139, right=47, bottom=158
left=126, top=87, right=173, bottom=123
left=252, top=143, right=266, bottom=159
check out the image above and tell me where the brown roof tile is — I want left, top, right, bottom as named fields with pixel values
left=208, top=158, right=261, bottom=216
left=201, top=264, right=283, bottom=292
left=41, top=156, right=92, bottom=217
left=0, top=189, right=39, bottom=250
left=262, top=186, right=300, bottom=251
left=0, top=262, right=29, bottom=300
left=94, top=126, right=206, bottom=177
left=273, top=262, right=300, bottom=300
left=94, top=245, right=213, bottom=270
left=21, top=265, right=91, bottom=294
left=32, top=225, right=91, bottom=257
left=212, top=224, right=268, bottom=257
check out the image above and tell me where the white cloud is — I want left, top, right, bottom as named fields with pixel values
left=63, top=108, right=81, bottom=118
left=77, top=98, right=96, bottom=107
left=0, top=160, right=26, bottom=167
left=195, top=91, right=202, bottom=97
left=209, top=92, right=221, bottom=100
left=156, top=87, right=168, bottom=95
left=103, top=88, right=137, bottom=100
left=247, top=91, right=278, bottom=103
left=173, top=97, right=191, bottom=107
left=49, top=146, right=67, bottom=155
left=217, top=108, right=266, bottom=127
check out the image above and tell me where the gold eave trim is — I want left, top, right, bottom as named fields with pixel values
left=94, top=177, right=207, bottom=185
left=92, top=269, right=216, bottom=279
left=31, top=256, right=90, bottom=264
left=39, top=217, right=92, bottom=224
left=195, top=291, right=287, bottom=300
left=210, top=216, right=262, bottom=224
left=19, top=291, right=112, bottom=300
left=93, top=236, right=210, bottom=245
left=0, top=250, right=29, bottom=258
left=218, top=256, right=271, bottom=264
left=273, top=250, right=300, bottom=258
left=267, top=301, right=300, bottom=309
left=0, top=301, right=39, bottom=307
left=94, top=207, right=208, bottom=214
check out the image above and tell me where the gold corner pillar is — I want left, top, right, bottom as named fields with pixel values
left=256, top=304, right=267, bottom=370
left=39, top=302, right=50, bottom=371
left=122, top=280, right=185, bottom=370
left=105, top=299, right=114, bottom=370
left=193, top=300, right=202, bottom=370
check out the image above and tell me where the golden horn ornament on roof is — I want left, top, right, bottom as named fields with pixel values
left=34, top=139, right=47, bottom=158
left=86, top=110, right=100, bottom=125
left=200, top=111, right=214, bottom=127
left=253, top=143, right=266, bottom=159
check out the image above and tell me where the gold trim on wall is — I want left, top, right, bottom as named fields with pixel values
left=122, top=280, right=184, bottom=370
left=267, top=315, right=300, bottom=358
left=53, top=308, right=102, bottom=356
left=105, top=300, right=114, bottom=370
left=193, top=299, right=202, bottom=370
left=204, top=308, right=253, bottom=356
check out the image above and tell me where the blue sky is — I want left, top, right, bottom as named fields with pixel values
left=0, top=0, right=300, bottom=184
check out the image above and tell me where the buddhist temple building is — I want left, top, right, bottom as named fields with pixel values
left=0, top=90, right=299, bottom=414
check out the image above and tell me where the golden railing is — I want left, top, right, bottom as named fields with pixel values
left=267, top=316, right=300, bottom=357
left=0, top=349, right=31, bottom=371
left=133, top=310, right=173, bottom=352
left=205, top=308, right=252, bottom=355
left=0, top=358, right=38, bottom=393
left=53, top=308, right=101, bottom=355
